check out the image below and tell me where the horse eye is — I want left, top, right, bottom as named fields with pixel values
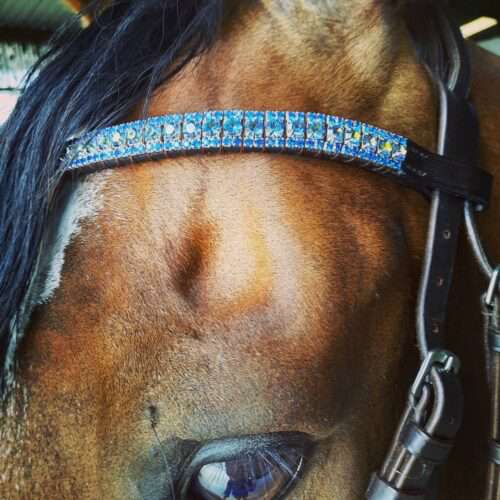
left=189, top=447, right=304, bottom=499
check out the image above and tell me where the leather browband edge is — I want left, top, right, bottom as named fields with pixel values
left=404, top=141, right=493, bottom=209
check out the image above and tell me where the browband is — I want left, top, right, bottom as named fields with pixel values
left=65, top=109, right=492, bottom=209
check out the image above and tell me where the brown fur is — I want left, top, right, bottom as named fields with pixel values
left=1, top=1, right=500, bottom=498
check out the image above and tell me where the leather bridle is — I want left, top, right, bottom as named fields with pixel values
left=368, top=2, right=499, bottom=499
left=63, top=1, right=498, bottom=498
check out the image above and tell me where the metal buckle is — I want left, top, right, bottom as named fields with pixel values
left=410, top=350, right=460, bottom=403
left=485, top=265, right=500, bottom=308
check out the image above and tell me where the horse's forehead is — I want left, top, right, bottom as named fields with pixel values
left=17, top=154, right=412, bottom=447
left=29, top=157, right=409, bottom=343
left=72, top=153, right=409, bottom=296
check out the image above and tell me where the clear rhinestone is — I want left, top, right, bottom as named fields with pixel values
left=164, top=123, right=176, bottom=135
left=185, top=122, right=196, bottom=135
left=392, top=141, right=407, bottom=162
left=323, top=116, right=344, bottom=155
left=111, top=131, right=122, bottom=146
left=183, top=113, right=203, bottom=150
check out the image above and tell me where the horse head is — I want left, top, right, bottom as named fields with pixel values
left=1, top=1, right=499, bottom=499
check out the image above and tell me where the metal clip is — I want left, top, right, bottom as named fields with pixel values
left=410, top=350, right=460, bottom=403
left=485, top=265, right=500, bottom=308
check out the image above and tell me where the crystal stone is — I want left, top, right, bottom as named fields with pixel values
left=222, top=111, right=243, bottom=149
left=185, top=123, right=196, bottom=134
left=95, top=133, right=110, bottom=150
left=143, top=123, right=162, bottom=153
left=111, top=131, right=123, bottom=147
left=324, top=116, right=344, bottom=155
left=342, top=120, right=362, bottom=157
left=286, top=112, right=305, bottom=149
left=376, top=130, right=396, bottom=165
left=392, top=140, right=408, bottom=166
left=265, top=111, right=286, bottom=149
left=164, top=124, right=176, bottom=135
left=243, top=111, right=265, bottom=149
left=360, top=124, right=379, bottom=161
left=202, top=111, right=223, bottom=149
left=381, top=140, right=393, bottom=154
left=64, top=110, right=411, bottom=177
left=182, top=113, right=203, bottom=150
left=306, top=113, right=326, bottom=151
left=162, top=115, right=182, bottom=152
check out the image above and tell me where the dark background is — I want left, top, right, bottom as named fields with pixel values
left=451, top=0, right=500, bottom=24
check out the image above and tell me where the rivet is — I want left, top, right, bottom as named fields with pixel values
left=432, top=322, right=440, bottom=334
left=443, top=229, right=452, bottom=240
left=436, top=277, right=445, bottom=287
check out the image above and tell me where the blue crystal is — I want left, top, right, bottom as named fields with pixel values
left=162, top=115, right=182, bottom=152
left=143, top=117, right=164, bottom=153
left=79, top=140, right=95, bottom=158
left=77, top=143, right=90, bottom=160
left=324, top=116, right=344, bottom=155
left=341, top=120, right=362, bottom=157
left=108, top=127, right=125, bottom=148
left=182, top=113, right=203, bottom=150
left=390, top=138, right=407, bottom=171
left=371, top=129, right=407, bottom=172
left=64, top=144, right=77, bottom=165
left=223, top=110, right=244, bottom=149
left=359, top=124, right=379, bottom=162
left=63, top=110, right=411, bottom=179
left=116, top=123, right=144, bottom=159
left=286, top=112, right=305, bottom=150
left=265, top=111, right=286, bottom=149
left=306, top=113, right=326, bottom=151
left=124, top=123, right=143, bottom=146
left=94, top=131, right=111, bottom=151
left=376, top=129, right=394, bottom=165
left=201, top=111, right=223, bottom=150
left=243, top=111, right=265, bottom=149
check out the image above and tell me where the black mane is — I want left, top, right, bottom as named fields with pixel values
left=0, top=0, right=228, bottom=392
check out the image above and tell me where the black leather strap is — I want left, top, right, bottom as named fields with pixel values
left=366, top=1, right=480, bottom=497
left=403, top=142, right=492, bottom=209
left=416, top=188, right=462, bottom=352
left=416, top=81, right=481, bottom=355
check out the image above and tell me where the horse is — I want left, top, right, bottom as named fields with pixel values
left=0, top=0, right=499, bottom=498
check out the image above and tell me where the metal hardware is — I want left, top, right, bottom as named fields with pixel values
left=410, top=350, right=460, bottom=402
left=485, top=265, right=500, bottom=307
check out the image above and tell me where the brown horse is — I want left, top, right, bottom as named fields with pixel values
left=1, top=1, right=499, bottom=499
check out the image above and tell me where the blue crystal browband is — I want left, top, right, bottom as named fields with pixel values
left=65, top=110, right=408, bottom=173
